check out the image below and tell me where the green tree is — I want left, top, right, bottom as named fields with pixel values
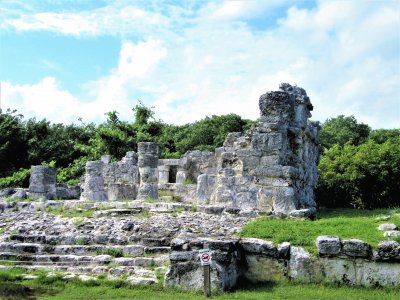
left=317, top=137, right=400, bottom=209
left=320, top=115, right=371, bottom=149
left=368, top=129, right=400, bottom=144
left=0, top=109, right=28, bottom=177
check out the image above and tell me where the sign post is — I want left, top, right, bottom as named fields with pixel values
left=199, top=249, right=212, bottom=297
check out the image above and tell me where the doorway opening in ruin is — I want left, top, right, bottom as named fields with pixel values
left=169, top=165, right=178, bottom=183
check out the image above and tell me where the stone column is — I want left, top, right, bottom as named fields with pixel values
left=137, top=142, right=158, bottom=200
left=80, top=161, right=107, bottom=201
left=29, top=166, right=57, bottom=199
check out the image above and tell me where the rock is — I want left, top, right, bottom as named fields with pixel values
left=316, top=236, right=341, bottom=256
left=288, top=247, right=314, bottom=282
left=78, top=275, right=97, bottom=282
left=277, top=242, right=291, bottom=259
left=11, top=189, right=27, bottom=200
left=240, top=238, right=277, bottom=257
left=127, top=276, right=157, bottom=285
left=170, top=251, right=199, bottom=262
left=63, top=274, right=77, bottom=280
left=376, top=215, right=391, bottom=221
left=378, top=223, right=398, bottom=231
left=238, top=210, right=258, bottom=218
left=23, top=275, right=38, bottom=280
left=289, top=208, right=316, bottom=219
left=377, top=241, right=400, bottom=261
left=342, top=239, right=372, bottom=258
left=0, top=187, right=15, bottom=197
left=384, top=231, right=400, bottom=237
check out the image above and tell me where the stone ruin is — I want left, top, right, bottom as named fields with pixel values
left=77, top=83, right=320, bottom=217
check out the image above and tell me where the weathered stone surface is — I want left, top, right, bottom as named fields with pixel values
left=288, top=247, right=315, bottom=283
left=316, top=236, right=341, bottom=256
left=289, top=208, right=316, bottom=219
left=377, top=241, right=400, bottom=261
left=240, top=238, right=277, bottom=257
left=80, top=161, right=107, bottom=201
left=29, top=166, right=57, bottom=199
left=342, top=239, right=372, bottom=258
left=277, top=242, right=291, bottom=259
left=137, top=142, right=158, bottom=200
left=384, top=230, right=400, bottom=237
left=378, top=223, right=398, bottom=231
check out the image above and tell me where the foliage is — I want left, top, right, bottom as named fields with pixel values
left=368, top=129, right=400, bottom=144
left=0, top=109, right=27, bottom=177
left=316, top=137, right=400, bottom=209
left=241, top=208, right=400, bottom=255
left=320, top=115, right=370, bottom=149
left=0, top=168, right=31, bottom=189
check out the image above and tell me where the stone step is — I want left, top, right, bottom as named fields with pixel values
left=3, top=199, right=194, bottom=214
left=0, top=252, right=168, bottom=267
left=0, top=242, right=170, bottom=257
left=5, top=234, right=129, bottom=245
left=0, top=264, right=163, bottom=280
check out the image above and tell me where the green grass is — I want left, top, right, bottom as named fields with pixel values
left=240, top=208, right=400, bottom=255
left=0, top=272, right=398, bottom=300
left=5, top=196, right=39, bottom=203
left=45, top=207, right=96, bottom=218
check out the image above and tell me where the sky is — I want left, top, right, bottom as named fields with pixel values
left=0, top=0, right=399, bottom=129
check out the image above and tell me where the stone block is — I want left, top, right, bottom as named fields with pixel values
left=316, top=236, right=341, bottom=256
left=240, top=238, right=277, bottom=257
left=342, top=239, right=372, bottom=258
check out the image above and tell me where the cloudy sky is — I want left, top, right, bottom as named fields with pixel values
left=1, top=0, right=399, bottom=128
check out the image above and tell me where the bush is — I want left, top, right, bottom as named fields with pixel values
left=0, top=168, right=31, bottom=189
left=316, top=137, right=400, bottom=209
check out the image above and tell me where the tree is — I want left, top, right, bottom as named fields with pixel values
left=0, top=109, right=27, bottom=177
left=320, top=115, right=371, bottom=149
left=316, top=137, right=400, bottom=209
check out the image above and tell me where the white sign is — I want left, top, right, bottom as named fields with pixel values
left=199, top=249, right=212, bottom=266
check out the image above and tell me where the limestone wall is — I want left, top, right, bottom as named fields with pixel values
left=29, top=166, right=57, bottom=200
left=165, top=236, right=400, bottom=291
left=195, top=83, right=320, bottom=216
left=80, top=151, right=140, bottom=201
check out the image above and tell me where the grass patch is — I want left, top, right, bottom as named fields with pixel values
left=45, top=207, right=96, bottom=218
left=96, top=248, right=124, bottom=258
left=5, top=196, right=39, bottom=203
left=144, top=198, right=159, bottom=204
left=0, top=271, right=398, bottom=300
left=240, top=208, right=400, bottom=255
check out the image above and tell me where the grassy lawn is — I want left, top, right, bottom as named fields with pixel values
left=240, top=208, right=400, bottom=255
left=0, top=269, right=398, bottom=300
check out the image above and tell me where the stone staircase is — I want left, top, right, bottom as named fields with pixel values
left=0, top=201, right=251, bottom=284
left=0, top=231, right=170, bottom=284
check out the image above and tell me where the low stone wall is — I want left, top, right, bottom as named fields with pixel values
left=165, top=236, right=400, bottom=291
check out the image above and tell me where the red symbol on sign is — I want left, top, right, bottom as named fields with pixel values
left=201, top=253, right=210, bottom=262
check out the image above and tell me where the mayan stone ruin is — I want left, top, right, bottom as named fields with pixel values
left=76, top=83, right=320, bottom=217
left=1, top=83, right=399, bottom=291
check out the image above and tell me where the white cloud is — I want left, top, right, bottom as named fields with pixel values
left=2, top=3, right=168, bottom=36
left=1, top=0, right=399, bottom=129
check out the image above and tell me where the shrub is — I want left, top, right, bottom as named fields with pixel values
left=0, top=168, right=30, bottom=189
left=317, top=138, right=400, bottom=209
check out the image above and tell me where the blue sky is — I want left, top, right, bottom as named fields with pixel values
left=0, top=0, right=399, bottom=128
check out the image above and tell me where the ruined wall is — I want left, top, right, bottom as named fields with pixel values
left=29, top=166, right=57, bottom=199
left=80, top=152, right=139, bottom=201
left=196, top=83, right=320, bottom=216
left=166, top=237, right=400, bottom=291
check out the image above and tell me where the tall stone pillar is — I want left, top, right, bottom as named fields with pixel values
left=80, top=161, right=107, bottom=201
left=29, top=166, right=57, bottom=199
left=137, top=142, right=158, bottom=200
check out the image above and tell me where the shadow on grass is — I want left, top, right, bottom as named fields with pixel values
left=316, top=208, right=396, bottom=220
left=0, top=282, right=37, bottom=300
